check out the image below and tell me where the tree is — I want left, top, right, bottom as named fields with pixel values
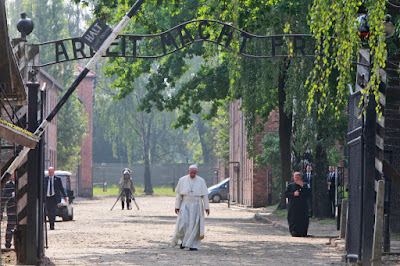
left=257, top=133, right=281, bottom=203
left=73, top=0, right=309, bottom=209
left=72, top=0, right=356, bottom=216
left=57, top=93, right=88, bottom=169
left=96, top=75, right=155, bottom=194
left=212, top=101, right=230, bottom=164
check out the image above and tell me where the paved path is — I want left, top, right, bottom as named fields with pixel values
left=42, top=196, right=342, bottom=265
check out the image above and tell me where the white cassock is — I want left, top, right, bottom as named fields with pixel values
left=171, top=174, right=209, bottom=249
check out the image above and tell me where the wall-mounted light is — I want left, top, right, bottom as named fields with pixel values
left=233, top=165, right=240, bottom=173
left=357, top=73, right=367, bottom=89
left=384, top=14, right=395, bottom=38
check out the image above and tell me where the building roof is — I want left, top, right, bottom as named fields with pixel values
left=0, top=2, right=38, bottom=148
left=0, top=0, right=26, bottom=102
left=40, top=68, right=65, bottom=92
left=74, top=64, right=97, bottom=78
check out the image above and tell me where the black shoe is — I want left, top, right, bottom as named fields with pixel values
left=50, top=227, right=55, bottom=230
left=180, top=244, right=185, bottom=249
left=189, top=248, right=198, bottom=251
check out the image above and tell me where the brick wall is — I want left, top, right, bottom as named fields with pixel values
left=40, top=70, right=63, bottom=170
left=229, top=99, right=279, bottom=208
left=75, top=65, right=95, bottom=198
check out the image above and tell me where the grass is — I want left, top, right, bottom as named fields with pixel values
left=312, top=217, right=336, bottom=225
left=271, top=204, right=337, bottom=225
left=390, top=232, right=400, bottom=240
left=273, top=208, right=287, bottom=218
left=93, top=184, right=176, bottom=196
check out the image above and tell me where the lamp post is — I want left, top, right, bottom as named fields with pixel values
left=213, top=169, right=219, bottom=183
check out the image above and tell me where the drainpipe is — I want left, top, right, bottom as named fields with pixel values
left=240, top=99, right=244, bottom=205
left=231, top=102, right=235, bottom=202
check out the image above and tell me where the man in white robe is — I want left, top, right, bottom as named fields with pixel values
left=172, top=165, right=210, bottom=250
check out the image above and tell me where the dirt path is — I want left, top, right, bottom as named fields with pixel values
left=43, top=195, right=342, bottom=265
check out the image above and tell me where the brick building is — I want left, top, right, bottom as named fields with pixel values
left=39, top=69, right=63, bottom=169
left=228, top=99, right=279, bottom=208
left=75, top=65, right=96, bottom=198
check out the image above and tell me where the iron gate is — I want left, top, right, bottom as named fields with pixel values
left=345, top=90, right=364, bottom=257
left=336, top=166, right=345, bottom=230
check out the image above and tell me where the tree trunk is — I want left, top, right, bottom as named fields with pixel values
left=197, top=115, right=211, bottom=164
left=312, top=144, right=331, bottom=217
left=143, top=147, right=153, bottom=194
left=277, top=60, right=292, bottom=210
left=142, top=114, right=154, bottom=195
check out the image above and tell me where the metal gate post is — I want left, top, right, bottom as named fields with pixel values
left=362, top=94, right=377, bottom=264
left=15, top=82, right=39, bottom=264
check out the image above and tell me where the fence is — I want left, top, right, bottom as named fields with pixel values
left=92, top=163, right=215, bottom=188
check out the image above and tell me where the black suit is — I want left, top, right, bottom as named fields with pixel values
left=44, top=175, right=66, bottom=229
left=327, top=172, right=336, bottom=217
left=302, top=172, right=313, bottom=217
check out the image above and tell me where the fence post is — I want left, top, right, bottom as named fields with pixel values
left=371, top=180, right=385, bottom=266
left=340, top=199, right=348, bottom=239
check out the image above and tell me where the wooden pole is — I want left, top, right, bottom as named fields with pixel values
left=372, top=180, right=385, bottom=266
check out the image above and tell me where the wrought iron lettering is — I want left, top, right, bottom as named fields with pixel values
left=198, top=21, right=210, bottom=40
left=161, top=32, right=179, bottom=55
left=178, top=25, right=194, bottom=47
left=72, top=39, right=87, bottom=59
left=55, top=40, right=69, bottom=63
left=217, top=25, right=234, bottom=47
left=29, top=20, right=318, bottom=67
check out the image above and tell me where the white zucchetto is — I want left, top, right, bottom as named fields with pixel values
left=189, top=164, right=198, bottom=170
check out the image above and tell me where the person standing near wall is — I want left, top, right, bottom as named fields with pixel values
left=302, top=165, right=313, bottom=217
left=327, top=166, right=336, bottom=217
left=45, top=167, right=67, bottom=230
left=1, top=173, right=16, bottom=248
left=286, top=172, right=310, bottom=237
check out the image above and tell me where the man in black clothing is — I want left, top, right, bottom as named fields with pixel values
left=45, top=167, right=67, bottom=230
left=286, top=172, right=310, bottom=237
left=1, top=174, right=16, bottom=248
left=327, top=166, right=336, bottom=217
left=302, top=165, right=313, bottom=217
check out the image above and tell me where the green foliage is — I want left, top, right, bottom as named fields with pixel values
left=212, top=101, right=230, bottom=164
left=57, top=93, right=88, bottom=169
left=307, top=0, right=387, bottom=115
left=256, top=133, right=282, bottom=203
left=95, top=67, right=209, bottom=164
left=327, top=146, right=346, bottom=167
left=257, top=133, right=281, bottom=179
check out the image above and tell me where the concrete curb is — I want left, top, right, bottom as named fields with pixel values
left=254, top=213, right=289, bottom=232
left=330, top=237, right=346, bottom=251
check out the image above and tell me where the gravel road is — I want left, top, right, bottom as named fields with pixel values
left=43, top=195, right=342, bottom=265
